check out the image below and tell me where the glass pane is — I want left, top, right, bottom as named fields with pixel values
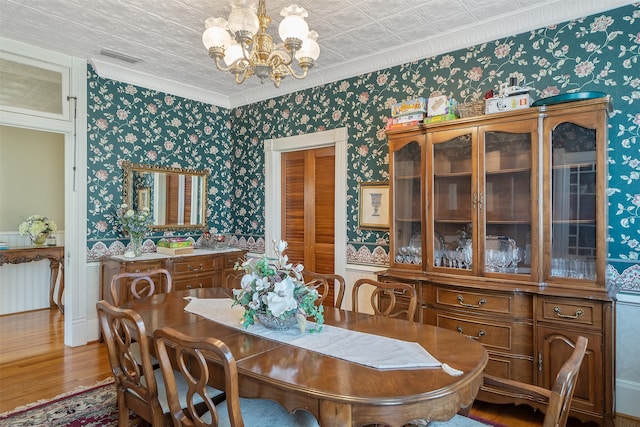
left=393, top=141, right=422, bottom=266
left=432, top=134, right=472, bottom=271
left=0, top=58, right=63, bottom=115
left=484, top=131, right=532, bottom=275
left=551, top=123, right=597, bottom=280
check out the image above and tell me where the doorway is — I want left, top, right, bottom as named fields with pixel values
left=281, top=146, right=335, bottom=272
left=264, top=127, right=347, bottom=280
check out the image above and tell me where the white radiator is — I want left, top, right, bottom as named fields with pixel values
left=0, top=231, right=63, bottom=315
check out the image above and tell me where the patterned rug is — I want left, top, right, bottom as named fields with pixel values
left=0, top=378, right=124, bottom=426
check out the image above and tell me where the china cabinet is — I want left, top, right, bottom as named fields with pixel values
left=379, top=97, right=613, bottom=426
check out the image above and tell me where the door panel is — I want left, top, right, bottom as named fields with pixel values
left=282, top=147, right=335, bottom=274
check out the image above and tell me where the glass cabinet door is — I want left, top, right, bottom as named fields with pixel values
left=549, top=122, right=598, bottom=281
left=430, top=131, right=474, bottom=273
left=482, top=123, right=536, bottom=278
left=391, top=137, right=424, bottom=268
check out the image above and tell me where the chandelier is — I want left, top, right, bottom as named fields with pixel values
left=202, top=0, right=320, bottom=87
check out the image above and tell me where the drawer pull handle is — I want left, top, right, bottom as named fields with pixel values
left=553, top=306, right=584, bottom=319
left=456, top=326, right=486, bottom=340
left=457, top=295, right=486, bottom=308
left=188, top=264, right=204, bottom=271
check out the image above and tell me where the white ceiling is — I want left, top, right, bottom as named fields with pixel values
left=0, top=0, right=632, bottom=108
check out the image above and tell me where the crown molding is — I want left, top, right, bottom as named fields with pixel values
left=89, top=57, right=232, bottom=109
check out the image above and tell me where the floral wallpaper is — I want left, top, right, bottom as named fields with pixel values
left=85, top=4, right=639, bottom=290
left=86, top=68, right=233, bottom=259
left=228, top=3, right=639, bottom=290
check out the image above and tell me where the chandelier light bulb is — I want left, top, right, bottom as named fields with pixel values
left=202, top=17, right=232, bottom=50
left=295, top=30, right=320, bottom=61
left=228, top=1, right=259, bottom=37
left=279, top=5, right=309, bottom=42
left=223, top=41, right=244, bottom=66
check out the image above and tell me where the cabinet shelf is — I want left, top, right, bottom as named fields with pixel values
left=396, top=174, right=421, bottom=180
left=434, top=171, right=472, bottom=178
left=485, top=167, right=531, bottom=176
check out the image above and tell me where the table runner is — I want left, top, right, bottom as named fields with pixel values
left=184, top=297, right=463, bottom=375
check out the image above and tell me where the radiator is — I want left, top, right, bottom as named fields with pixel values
left=0, top=232, right=61, bottom=315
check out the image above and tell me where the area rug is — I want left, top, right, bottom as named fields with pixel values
left=0, top=377, right=126, bottom=426
left=0, top=378, right=505, bottom=427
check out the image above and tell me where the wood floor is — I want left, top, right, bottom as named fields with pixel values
left=0, top=308, right=635, bottom=427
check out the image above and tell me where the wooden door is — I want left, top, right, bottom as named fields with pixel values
left=281, top=147, right=335, bottom=274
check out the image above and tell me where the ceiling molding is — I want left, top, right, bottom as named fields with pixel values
left=89, top=58, right=232, bottom=109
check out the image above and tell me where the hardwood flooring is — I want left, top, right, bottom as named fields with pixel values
left=0, top=308, right=636, bottom=426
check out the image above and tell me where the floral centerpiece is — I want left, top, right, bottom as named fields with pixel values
left=19, top=214, right=57, bottom=245
left=232, top=240, right=324, bottom=332
left=116, top=203, right=153, bottom=256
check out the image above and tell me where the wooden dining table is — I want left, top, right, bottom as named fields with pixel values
left=123, top=288, right=488, bottom=427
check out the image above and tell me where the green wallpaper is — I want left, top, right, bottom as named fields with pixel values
left=85, top=4, right=639, bottom=290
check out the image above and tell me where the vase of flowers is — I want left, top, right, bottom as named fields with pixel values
left=232, top=240, right=324, bottom=332
left=116, top=203, right=153, bottom=257
left=18, top=214, right=57, bottom=247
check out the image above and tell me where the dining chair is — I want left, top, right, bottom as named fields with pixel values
left=153, top=326, right=320, bottom=427
left=429, top=336, right=589, bottom=427
left=97, top=300, right=225, bottom=426
left=352, top=278, right=418, bottom=321
left=302, top=270, right=346, bottom=308
left=110, top=268, right=173, bottom=306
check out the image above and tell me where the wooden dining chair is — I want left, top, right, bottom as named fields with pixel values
left=153, top=326, right=320, bottom=427
left=352, top=278, right=417, bottom=321
left=110, top=268, right=173, bottom=306
left=97, top=300, right=225, bottom=427
left=302, top=270, right=346, bottom=308
left=429, top=336, right=589, bottom=427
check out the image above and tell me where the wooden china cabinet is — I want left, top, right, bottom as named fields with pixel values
left=379, top=97, right=614, bottom=426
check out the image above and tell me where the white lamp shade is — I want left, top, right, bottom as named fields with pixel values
left=295, top=32, right=320, bottom=60
left=224, top=42, right=244, bottom=66
left=228, top=3, right=259, bottom=36
left=202, top=18, right=232, bottom=50
left=279, top=14, right=309, bottom=41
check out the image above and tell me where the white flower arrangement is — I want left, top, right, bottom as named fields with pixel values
left=232, top=240, right=324, bottom=332
left=116, top=203, right=152, bottom=236
left=18, top=214, right=57, bottom=239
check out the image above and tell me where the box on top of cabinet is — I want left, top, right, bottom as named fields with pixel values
left=427, top=96, right=458, bottom=117
left=391, top=97, right=428, bottom=117
left=485, top=94, right=532, bottom=114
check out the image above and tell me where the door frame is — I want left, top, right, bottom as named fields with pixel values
left=264, top=127, right=347, bottom=278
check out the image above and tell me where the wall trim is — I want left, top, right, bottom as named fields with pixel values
left=616, top=379, right=640, bottom=418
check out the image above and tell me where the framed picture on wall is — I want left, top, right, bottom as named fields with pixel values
left=358, top=181, right=389, bottom=230
left=137, top=187, right=150, bottom=211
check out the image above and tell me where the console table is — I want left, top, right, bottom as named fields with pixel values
left=0, top=246, right=65, bottom=314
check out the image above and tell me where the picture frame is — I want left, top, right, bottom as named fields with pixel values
left=358, top=181, right=390, bottom=230
left=137, top=186, right=150, bottom=211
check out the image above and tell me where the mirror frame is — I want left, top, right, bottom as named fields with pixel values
left=122, top=161, right=209, bottom=231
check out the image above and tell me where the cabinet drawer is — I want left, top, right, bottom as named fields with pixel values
left=485, top=354, right=533, bottom=383
left=433, top=312, right=532, bottom=355
left=122, top=260, right=164, bottom=273
left=537, top=297, right=602, bottom=329
left=173, top=273, right=216, bottom=291
left=223, top=252, right=243, bottom=270
left=430, top=286, right=532, bottom=317
left=172, top=256, right=217, bottom=276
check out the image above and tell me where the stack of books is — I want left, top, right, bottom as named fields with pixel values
left=0, top=241, right=8, bottom=250
left=156, top=238, right=193, bottom=255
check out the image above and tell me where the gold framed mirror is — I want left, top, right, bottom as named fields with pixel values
left=122, top=161, right=208, bottom=231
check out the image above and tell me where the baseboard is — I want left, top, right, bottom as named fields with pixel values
left=616, top=378, right=640, bottom=418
